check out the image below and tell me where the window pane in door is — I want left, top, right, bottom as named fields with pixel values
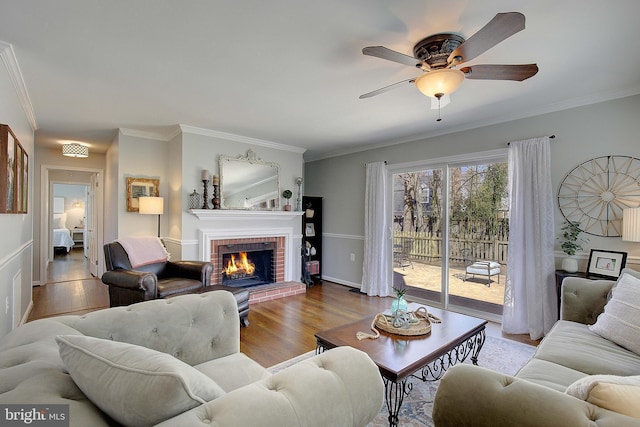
left=448, top=163, right=508, bottom=315
left=392, top=169, right=443, bottom=304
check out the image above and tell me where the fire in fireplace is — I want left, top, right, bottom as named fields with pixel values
left=223, top=252, right=255, bottom=279
left=220, top=244, right=275, bottom=288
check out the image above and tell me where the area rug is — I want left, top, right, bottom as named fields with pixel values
left=268, top=335, right=536, bottom=426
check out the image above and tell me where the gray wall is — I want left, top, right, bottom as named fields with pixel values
left=305, top=95, right=640, bottom=287
left=102, top=127, right=305, bottom=262
left=179, top=129, right=305, bottom=260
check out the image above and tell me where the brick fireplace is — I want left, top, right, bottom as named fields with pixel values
left=211, top=236, right=285, bottom=287
left=194, top=210, right=306, bottom=302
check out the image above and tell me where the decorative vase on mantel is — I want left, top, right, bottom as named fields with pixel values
left=562, top=256, right=578, bottom=273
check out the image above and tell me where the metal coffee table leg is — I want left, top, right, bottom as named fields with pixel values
left=414, top=328, right=486, bottom=381
left=384, top=378, right=412, bottom=427
left=470, top=329, right=486, bottom=365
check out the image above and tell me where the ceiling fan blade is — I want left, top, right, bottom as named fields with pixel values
left=448, top=12, right=526, bottom=65
left=460, top=64, right=538, bottom=81
left=362, top=46, right=420, bottom=67
left=359, top=78, right=415, bottom=99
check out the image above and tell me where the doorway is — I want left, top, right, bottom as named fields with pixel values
left=389, top=151, right=509, bottom=320
left=40, top=165, right=104, bottom=285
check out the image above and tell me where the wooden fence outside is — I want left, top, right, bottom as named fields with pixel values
left=394, top=228, right=509, bottom=265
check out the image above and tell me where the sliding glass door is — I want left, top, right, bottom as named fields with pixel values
left=391, top=155, right=509, bottom=317
left=392, top=168, right=444, bottom=304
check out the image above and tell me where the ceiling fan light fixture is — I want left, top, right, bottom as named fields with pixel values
left=62, top=143, right=89, bottom=158
left=415, top=69, right=465, bottom=98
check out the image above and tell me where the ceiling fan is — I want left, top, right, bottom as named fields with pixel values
left=360, top=12, right=538, bottom=120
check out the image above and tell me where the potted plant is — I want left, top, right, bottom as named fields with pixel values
left=282, top=189, right=293, bottom=211
left=559, top=220, right=588, bottom=273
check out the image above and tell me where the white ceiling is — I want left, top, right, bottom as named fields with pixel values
left=1, top=0, right=640, bottom=161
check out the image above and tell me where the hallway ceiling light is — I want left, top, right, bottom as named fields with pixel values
left=62, top=143, right=89, bottom=158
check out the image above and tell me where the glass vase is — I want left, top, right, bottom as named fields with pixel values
left=391, top=295, right=408, bottom=315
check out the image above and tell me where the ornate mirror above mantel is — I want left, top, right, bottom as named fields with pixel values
left=219, top=149, right=280, bottom=210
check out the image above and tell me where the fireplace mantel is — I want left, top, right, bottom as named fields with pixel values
left=189, top=209, right=304, bottom=221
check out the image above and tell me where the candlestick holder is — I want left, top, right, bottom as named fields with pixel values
left=202, top=179, right=210, bottom=209
left=212, top=184, right=220, bottom=209
left=295, top=177, right=303, bottom=211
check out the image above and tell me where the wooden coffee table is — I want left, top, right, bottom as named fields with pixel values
left=315, top=306, right=487, bottom=426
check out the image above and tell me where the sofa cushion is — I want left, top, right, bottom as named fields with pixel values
left=607, top=268, right=640, bottom=300
left=566, top=374, right=640, bottom=418
left=516, top=358, right=587, bottom=392
left=590, top=272, right=640, bottom=355
left=56, top=335, right=225, bottom=427
left=532, top=320, right=640, bottom=377
left=195, top=352, right=271, bottom=392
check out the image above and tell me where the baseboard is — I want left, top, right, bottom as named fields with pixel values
left=19, top=300, right=33, bottom=327
left=321, top=275, right=361, bottom=288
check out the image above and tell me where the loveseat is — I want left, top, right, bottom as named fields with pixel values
left=433, top=268, right=640, bottom=426
left=0, top=290, right=384, bottom=426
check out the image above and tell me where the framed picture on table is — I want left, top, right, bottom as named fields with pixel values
left=587, top=249, right=627, bottom=279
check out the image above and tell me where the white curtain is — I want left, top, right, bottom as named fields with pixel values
left=361, top=161, right=391, bottom=296
left=503, top=137, right=556, bottom=340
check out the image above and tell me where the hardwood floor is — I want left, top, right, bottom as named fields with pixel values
left=29, top=251, right=538, bottom=367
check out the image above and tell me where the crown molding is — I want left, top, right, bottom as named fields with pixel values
left=119, top=125, right=181, bottom=141
left=179, top=124, right=306, bottom=154
left=119, top=124, right=307, bottom=154
left=0, top=41, right=38, bottom=131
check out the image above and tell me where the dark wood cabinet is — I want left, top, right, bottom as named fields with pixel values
left=302, top=196, right=322, bottom=285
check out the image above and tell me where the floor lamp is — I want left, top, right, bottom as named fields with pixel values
left=139, top=196, right=164, bottom=237
left=622, top=207, right=640, bottom=242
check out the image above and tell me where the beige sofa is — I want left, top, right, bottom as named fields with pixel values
left=0, top=290, right=384, bottom=426
left=433, top=270, right=640, bottom=427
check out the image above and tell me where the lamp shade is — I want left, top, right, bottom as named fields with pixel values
left=62, top=143, right=89, bottom=158
left=415, top=69, right=465, bottom=98
left=622, top=207, right=640, bottom=242
left=138, top=197, right=164, bottom=215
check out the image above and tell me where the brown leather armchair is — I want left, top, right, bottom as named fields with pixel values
left=101, top=241, right=250, bottom=326
left=102, top=241, right=212, bottom=306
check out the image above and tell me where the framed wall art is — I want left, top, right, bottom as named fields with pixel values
left=587, top=249, right=627, bottom=279
left=558, top=156, right=640, bottom=237
left=126, top=177, right=159, bottom=212
left=0, top=124, right=28, bottom=214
